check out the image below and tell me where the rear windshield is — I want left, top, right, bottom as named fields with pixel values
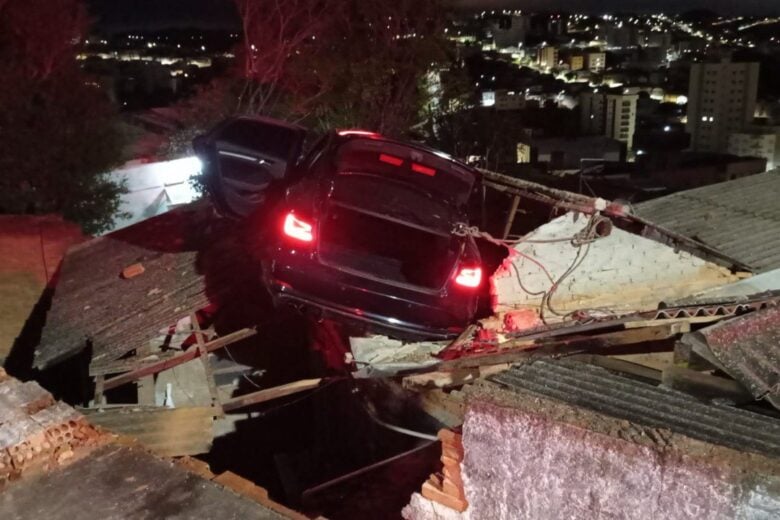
left=332, top=174, right=455, bottom=231
left=218, top=120, right=302, bottom=160
left=336, top=139, right=476, bottom=206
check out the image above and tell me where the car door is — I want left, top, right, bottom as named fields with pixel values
left=197, top=117, right=307, bottom=218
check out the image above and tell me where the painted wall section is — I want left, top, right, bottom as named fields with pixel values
left=491, top=212, right=741, bottom=318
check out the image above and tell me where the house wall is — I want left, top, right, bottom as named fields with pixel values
left=491, top=212, right=741, bottom=317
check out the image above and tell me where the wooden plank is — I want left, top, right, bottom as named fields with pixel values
left=661, top=366, right=754, bottom=404
left=94, top=375, right=106, bottom=407
left=221, top=378, right=323, bottom=413
left=137, top=376, right=156, bottom=405
left=569, top=354, right=662, bottom=383
left=82, top=406, right=215, bottom=457
left=102, top=328, right=256, bottom=391
left=612, top=352, right=675, bottom=372
left=502, top=194, right=521, bottom=240
left=191, top=313, right=223, bottom=416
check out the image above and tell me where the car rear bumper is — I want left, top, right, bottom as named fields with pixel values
left=264, top=254, right=477, bottom=340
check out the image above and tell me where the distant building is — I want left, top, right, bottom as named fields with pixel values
left=569, top=55, right=585, bottom=71
left=646, top=153, right=766, bottom=191
left=580, top=92, right=638, bottom=150
left=686, top=60, right=760, bottom=152
left=639, top=32, right=672, bottom=50
left=586, top=52, right=606, bottom=72
left=728, top=128, right=780, bottom=171
left=538, top=46, right=559, bottom=69
left=494, top=90, right=527, bottom=111
left=516, top=136, right=625, bottom=170
left=605, top=94, right=638, bottom=150
left=580, top=92, right=607, bottom=135
left=605, top=25, right=638, bottom=48
left=491, top=15, right=531, bottom=48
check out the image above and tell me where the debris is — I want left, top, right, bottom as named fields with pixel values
left=416, top=429, right=468, bottom=513
left=0, top=372, right=304, bottom=518
left=221, top=378, right=324, bottom=413
left=661, top=366, right=754, bottom=405
left=121, top=263, right=145, bottom=279
left=686, top=306, right=780, bottom=410
left=81, top=406, right=216, bottom=457
left=350, top=336, right=448, bottom=376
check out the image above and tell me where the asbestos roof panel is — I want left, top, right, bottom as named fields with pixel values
left=635, top=171, right=780, bottom=273
left=0, top=444, right=288, bottom=519
left=690, top=307, right=780, bottom=411
left=489, top=358, right=780, bottom=458
left=33, top=200, right=259, bottom=370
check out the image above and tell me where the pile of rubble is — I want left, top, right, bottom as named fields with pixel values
left=4, top=169, right=780, bottom=518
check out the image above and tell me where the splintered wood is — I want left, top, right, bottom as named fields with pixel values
left=420, top=429, right=468, bottom=513
left=0, top=371, right=106, bottom=487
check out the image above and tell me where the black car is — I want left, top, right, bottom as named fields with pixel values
left=195, top=117, right=484, bottom=339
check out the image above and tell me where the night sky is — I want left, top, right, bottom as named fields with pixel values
left=87, top=0, right=780, bottom=32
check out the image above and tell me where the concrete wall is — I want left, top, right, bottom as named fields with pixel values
left=491, top=212, right=740, bottom=317
left=0, top=216, right=85, bottom=361
left=460, top=398, right=780, bottom=519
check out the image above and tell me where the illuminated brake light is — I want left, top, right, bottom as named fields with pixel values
left=411, top=163, right=436, bottom=176
left=379, top=153, right=404, bottom=166
left=455, top=267, right=482, bottom=288
left=338, top=129, right=379, bottom=137
left=283, top=212, right=313, bottom=242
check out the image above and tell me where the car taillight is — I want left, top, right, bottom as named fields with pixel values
left=283, top=212, right=314, bottom=242
left=455, top=266, right=482, bottom=288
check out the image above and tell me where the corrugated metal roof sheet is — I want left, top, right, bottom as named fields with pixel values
left=489, top=358, right=780, bottom=457
left=687, top=306, right=780, bottom=411
left=635, top=171, right=780, bottom=273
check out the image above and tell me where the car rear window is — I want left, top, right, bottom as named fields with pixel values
left=336, top=139, right=476, bottom=206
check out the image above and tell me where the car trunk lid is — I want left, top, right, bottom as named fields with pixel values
left=316, top=175, right=463, bottom=291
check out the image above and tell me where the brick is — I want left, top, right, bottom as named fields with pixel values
left=443, top=464, right=464, bottom=489
left=442, top=441, right=464, bottom=461
left=442, top=475, right=466, bottom=500
left=422, top=478, right=468, bottom=512
left=441, top=454, right=462, bottom=473
left=437, top=429, right=462, bottom=446
left=121, top=263, right=145, bottom=279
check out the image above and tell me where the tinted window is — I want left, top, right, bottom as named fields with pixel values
left=218, top=120, right=301, bottom=160
left=336, top=140, right=476, bottom=206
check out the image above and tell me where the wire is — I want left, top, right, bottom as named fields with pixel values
left=246, top=378, right=341, bottom=418
left=224, top=345, right=263, bottom=389
left=361, top=399, right=439, bottom=441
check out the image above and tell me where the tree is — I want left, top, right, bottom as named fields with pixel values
left=299, top=0, right=450, bottom=136
left=173, top=0, right=450, bottom=142
left=0, top=0, right=126, bottom=235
